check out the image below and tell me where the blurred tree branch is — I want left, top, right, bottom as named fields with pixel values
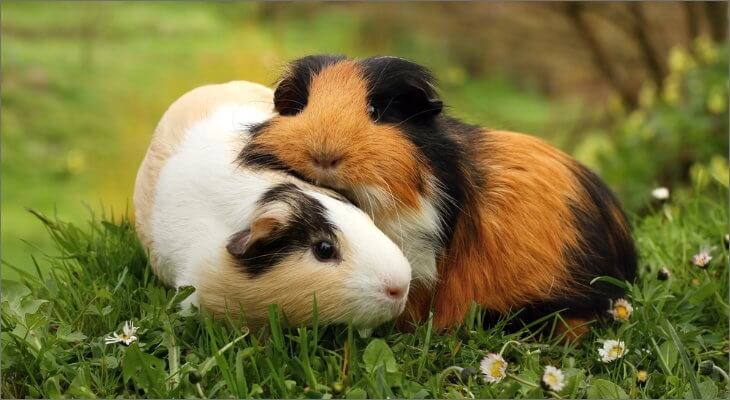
left=562, top=3, right=638, bottom=108
left=704, top=2, right=728, bottom=43
left=627, top=3, right=666, bottom=88
left=683, top=2, right=701, bottom=44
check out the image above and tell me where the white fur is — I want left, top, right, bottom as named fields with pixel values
left=351, top=185, right=442, bottom=287
left=151, top=104, right=411, bottom=326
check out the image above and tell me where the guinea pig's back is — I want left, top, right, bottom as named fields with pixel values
left=134, top=81, right=274, bottom=284
left=448, top=129, right=636, bottom=318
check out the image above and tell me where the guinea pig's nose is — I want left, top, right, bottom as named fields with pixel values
left=384, top=284, right=408, bottom=300
left=311, top=152, right=342, bottom=170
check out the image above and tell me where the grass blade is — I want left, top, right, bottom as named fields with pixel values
left=662, top=318, right=701, bottom=399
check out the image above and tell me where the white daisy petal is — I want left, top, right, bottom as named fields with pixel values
left=608, top=298, right=633, bottom=322
left=541, top=366, right=565, bottom=392
left=691, top=251, right=712, bottom=268
left=105, top=321, right=139, bottom=346
left=104, top=333, right=122, bottom=344
left=480, top=353, right=508, bottom=383
left=651, top=187, right=670, bottom=200
left=598, top=339, right=627, bottom=363
left=123, top=321, right=138, bottom=336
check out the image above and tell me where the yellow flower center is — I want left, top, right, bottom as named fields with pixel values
left=615, top=305, right=628, bottom=319
left=545, top=373, right=558, bottom=385
left=609, top=345, right=623, bottom=358
left=637, top=371, right=648, bottom=382
left=490, top=360, right=505, bottom=378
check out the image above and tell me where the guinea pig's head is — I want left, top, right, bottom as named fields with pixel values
left=240, top=55, right=444, bottom=216
left=197, top=182, right=411, bottom=328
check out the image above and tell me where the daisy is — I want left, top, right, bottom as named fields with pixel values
left=651, top=187, right=670, bottom=201
left=541, top=366, right=565, bottom=392
left=480, top=353, right=507, bottom=383
left=636, top=370, right=649, bottom=386
left=608, top=298, right=633, bottom=322
left=690, top=251, right=712, bottom=268
left=104, top=321, right=138, bottom=346
left=699, top=360, right=715, bottom=376
left=598, top=339, right=627, bottom=363
left=657, top=267, right=671, bottom=281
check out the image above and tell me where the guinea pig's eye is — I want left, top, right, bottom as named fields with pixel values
left=366, top=104, right=377, bottom=119
left=312, top=240, right=339, bottom=262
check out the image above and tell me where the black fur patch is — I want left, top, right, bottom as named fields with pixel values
left=227, top=183, right=339, bottom=276
left=398, top=116, right=484, bottom=248
left=274, top=54, right=347, bottom=116
left=359, top=56, right=443, bottom=123
left=247, top=119, right=272, bottom=136
left=238, top=141, right=290, bottom=171
left=567, top=163, right=638, bottom=291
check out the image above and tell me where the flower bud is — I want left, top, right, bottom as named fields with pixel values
left=460, top=367, right=477, bottom=382
left=657, top=267, right=671, bottom=281
left=699, top=360, right=715, bottom=376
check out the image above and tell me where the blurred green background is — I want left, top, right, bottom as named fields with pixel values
left=2, top=2, right=728, bottom=277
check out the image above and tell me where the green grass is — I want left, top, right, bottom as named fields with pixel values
left=2, top=187, right=727, bottom=399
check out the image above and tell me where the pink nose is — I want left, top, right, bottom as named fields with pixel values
left=385, top=285, right=407, bottom=300
left=311, top=153, right=342, bottom=169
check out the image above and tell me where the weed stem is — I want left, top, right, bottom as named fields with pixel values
left=498, top=340, right=521, bottom=355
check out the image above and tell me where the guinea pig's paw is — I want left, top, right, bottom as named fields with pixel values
left=357, top=328, right=374, bottom=338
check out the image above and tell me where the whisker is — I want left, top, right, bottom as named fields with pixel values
left=391, top=107, right=443, bottom=128
left=375, top=97, right=396, bottom=123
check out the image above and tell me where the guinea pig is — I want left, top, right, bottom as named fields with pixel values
left=133, top=80, right=412, bottom=328
left=238, top=55, right=638, bottom=334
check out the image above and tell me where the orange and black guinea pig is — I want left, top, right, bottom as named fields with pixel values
left=239, top=54, right=638, bottom=334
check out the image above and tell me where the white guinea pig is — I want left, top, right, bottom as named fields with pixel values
left=133, top=81, right=412, bottom=328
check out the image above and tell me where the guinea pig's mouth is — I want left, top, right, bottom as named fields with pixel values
left=308, top=165, right=339, bottom=183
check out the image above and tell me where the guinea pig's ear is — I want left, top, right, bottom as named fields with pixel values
left=360, top=56, right=443, bottom=123
left=274, top=54, right=348, bottom=116
left=226, top=209, right=287, bottom=258
left=398, top=80, right=443, bottom=119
